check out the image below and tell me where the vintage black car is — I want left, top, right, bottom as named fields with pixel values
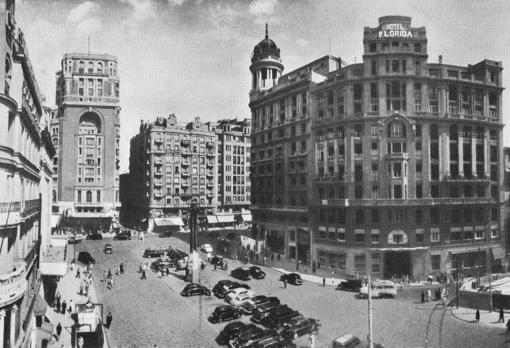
left=279, top=273, right=303, bottom=285
left=251, top=304, right=291, bottom=324
left=208, top=305, right=242, bottom=323
left=240, top=296, right=280, bottom=315
left=249, top=266, right=266, bottom=279
left=215, top=322, right=253, bottom=346
left=231, top=267, right=251, bottom=281
left=180, top=283, right=211, bottom=297
left=86, top=232, right=102, bottom=240
left=143, top=248, right=165, bottom=258
left=229, top=329, right=277, bottom=348
left=279, top=316, right=319, bottom=339
left=77, top=251, right=95, bottom=264
left=336, top=279, right=363, bottom=292
left=150, top=258, right=175, bottom=273
left=260, top=307, right=301, bottom=329
left=104, top=243, right=113, bottom=254
left=213, top=280, right=251, bottom=298
left=256, top=335, right=297, bottom=348
left=114, top=230, right=131, bottom=240
left=210, top=255, right=224, bottom=266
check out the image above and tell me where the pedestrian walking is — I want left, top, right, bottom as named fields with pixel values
left=68, top=299, right=74, bottom=315
left=283, top=279, right=287, bottom=289
left=141, top=269, right=146, bottom=279
left=323, top=277, right=326, bottom=287
left=120, top=263, right=124, bottom=274
left=79, top=282, right=84, bottom=296
left=115, top=266, right=119, bottom=276
left=61, top=300, right=67, bottom=314
left=426, top=288, right=431, bottom=302
left=507, top=319, right=510, bottom=332
left=77, top=336, right=84, bottom=348
left=106, top=312, right=113, bottom=329
left=107, top=269, right=112, bottom=279
left=475, top=309, right=480, bottom=322
left=76, top=268, right=81, bottom=278
left=499, top=308, right=505, bottom=323
left=84, top=283, right=89, bottom=297
left=70, top=260, right=75, bottom=272
left=56, top=322, right=62, bottom=341
left=421, top=290, right=425, bottom=303
left=55, top=291, right=61, bottom=311
left=214, top=263, right=217, bottom=271
left=309, top=332, right=316, bottom=348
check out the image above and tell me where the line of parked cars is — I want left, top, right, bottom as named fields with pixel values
left=230, top=266, right=266, bottom=281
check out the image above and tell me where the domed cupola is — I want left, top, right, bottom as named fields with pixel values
left=250, top=24, right=284, bottom=91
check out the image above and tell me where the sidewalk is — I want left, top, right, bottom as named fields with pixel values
left=450, top=307, right=510, bottom=347
left=43, top=265, right=106, bottom=348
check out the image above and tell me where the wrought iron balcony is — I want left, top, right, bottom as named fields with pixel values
left=0, top=262, right=27, bottom=307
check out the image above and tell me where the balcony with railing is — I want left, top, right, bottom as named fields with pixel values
left=182, top=181, right=190, bottom=187
left=181, top=170, right=190, bottom=177
left=206, top=150, right=214, bottom=157
left=316, top=196, right=495, bottom=207
left=154, top=158, right=163, bottom=165
left=154, top=171, right=163, bottom=177
left=206, top=161, right=214, bottom=167
left=181, top=139, right=190, bottom=146
left=22, top=199, right=40, bottom=219
left=181, top=160, right=190, bottom=167
left=206, top=142, right=214, bottom=148
left=0, top=262, right=27, bottom=307
left=206, top=171, right=214, bottom=177
left=154, top=136, right=163, bottom=144
left=0, top=201, right=21, bottom=226
left=154, top=180, right=163, bottom=187
left=206, top=181, right=214, bottom=187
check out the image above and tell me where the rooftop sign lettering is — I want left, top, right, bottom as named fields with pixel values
left=378, top=23, right=412, bottom=38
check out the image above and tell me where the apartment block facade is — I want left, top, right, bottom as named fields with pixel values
left=50, top=53, right=120, bottom=229
left=0, top=1, right=55, bottom=346
left=249, top=17, right=506, bottom=279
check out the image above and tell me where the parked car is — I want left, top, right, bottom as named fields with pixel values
left=227, top=325, right=264, bottom=348
left=332, top=334, right=384, bottom=348
left=143, top=248, right=165, bottom=258
left=240, top=296, right=280, bottom=315
left=77, top=251, right=95, bottom=264
left=279, top=273, right=303, bottom=285
left=231, top=267, right=251, bottom=281
left=200, top=243, right=213, bottom=253
left=260, top=306, right=301, bottom=329
left=251, top=304, right=292, bottom=324
left=114, top=230, right=131, bottom=240
left=86, top=232, right=102, bottom=240
left=249, top=266, right=266, bottom=279
left=104, top=243, right=113, bottom=254
left=229, top=329, right=277, bottom=348
left=256, top=335, right=296, bottom=348
left=336, top=279, right=363, bottom=292
left=225, top=288, right=254, bottom=303
left=213, top=280, right=251, bottom=298
left=151, top=258, right=175, bottom=273
left=359, top=280, right=397, bottom=299
left=279, top=316, right=318, bottom=339
left=210, top=255, right=224, bottom=266
left=180, top=283, right=211, bottom=297
left=208, top=305, right=242, bottom=323
left=216, top=322, right=252, bottom=346
left=229, top=293, right=254, bottom=307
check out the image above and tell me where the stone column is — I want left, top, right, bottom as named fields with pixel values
left=458, top=133, right=464, bottom=177
left=10, top=304, right=17, bottom=346
left=0, top=309, right=5, bottom=348
left=471, top=135, right=477, bottom=176
left=484, top=128, right=490, bottom=177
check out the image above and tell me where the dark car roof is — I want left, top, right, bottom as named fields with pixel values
left=105, top=243, right=112, bottom=247
left=79, top=251, right=92, bottom=257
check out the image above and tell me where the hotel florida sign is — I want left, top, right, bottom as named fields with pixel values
left=378, top=23, right=413, bottom=38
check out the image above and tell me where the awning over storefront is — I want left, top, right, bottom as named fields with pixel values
left=369, top=247, right=429, bottom=251
left=69, top=213, right=112, bottom=218
left=216, top=215, right=235, bottom=223
left=207, top=215, right=219, bottom=224
left=50, top=214, right=61, bottom=228
left=34, top=295, right=48, bottom=316
left=154, top=217, right=184, bottom=227
left=241, top=213, right=252, bottom=222
left=450, top=248, right=485, bottom=255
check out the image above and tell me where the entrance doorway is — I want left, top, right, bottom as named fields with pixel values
left=384, top=251, right=411, bottom=279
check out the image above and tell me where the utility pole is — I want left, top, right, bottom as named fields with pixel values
left=456, top=254, right=459, bottom=309
left=367, top=275, right=373, bottom=348
left=487, top=246, right=492, bottom=312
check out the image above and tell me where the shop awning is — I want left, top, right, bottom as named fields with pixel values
left=154, top=217, right=184, bottom=226
left=369, top=247, right=429, bottom=251
left=216, top=215, right=235, bottom=223
left=207, top=215, right=218, bottom=224
left=450, top=248, right=485, bottom=255
left=68, top=212, right=112, bottom=218
left=241, top=213, right=252, bottom=222
left=34, top=295, right=48, bottom=316
left=50, top=214, right=61, bottom=228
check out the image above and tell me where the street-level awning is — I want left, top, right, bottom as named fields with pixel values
left=154, top=217, right=184, bottom=227
left=449, top=248, right=485, bottom=255
left=216, top=215, right=235, bottom=223
left=369, top=247, right=429, bottom=252
left=241, top=213, right=252, bottom=222
left=68, top=212, right=112, bottom=218
left=51, top=214, right=61, bottom=228
left=34, top=295, right=48, bottom=316
left=207, top=215, right=219, bottom=224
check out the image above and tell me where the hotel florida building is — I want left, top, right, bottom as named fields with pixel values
left=249, top=16, right=505, bottom=279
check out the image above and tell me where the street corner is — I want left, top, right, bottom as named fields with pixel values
left=450, top=307, right=509, bottom=328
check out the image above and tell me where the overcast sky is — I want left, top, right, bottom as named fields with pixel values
left=16, top=0, right=510, bottom=172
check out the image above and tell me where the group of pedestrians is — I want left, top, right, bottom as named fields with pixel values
left=103, top=263, right=125, bottom=289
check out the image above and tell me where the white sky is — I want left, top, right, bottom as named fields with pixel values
left=16, top=0, right=510, bottom=172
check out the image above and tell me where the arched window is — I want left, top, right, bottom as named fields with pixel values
left=79, top=112, right=101, bottom=134
left=97, top=62, right=103, bottom=73
left=79, top=61, right=84, bottom=73
left=86, top=191, right=92, bottom=203
left=88, top=61, right=94, bottom=73
left=387, top=121, right=406, bottom=138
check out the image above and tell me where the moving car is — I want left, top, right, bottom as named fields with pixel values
left=104, top=243, right=113, bottom=254
left=200, top=243, right=213, bottom=253
left=359, top=280, right=397, bottom=299
left=249, top=266, right=266, bottom=279
left=114, top=230, right=131, bottom=240
left=216, top=322, right=253, bottom=346
left=208, top=305, right=242, bottom=323
left=77, top=251, right=95, bottom=264
left=213, top=280, right=250, bottom=298
left=143, top=248, right=165, bottom=258
left=336, top=279, right=363, bottom=292
left=279, top=316, right=319, bottom=339
left=231, top=267, right=251, bottom=281
left=279, top=273, right=303, bottom=285
left=225, top=288, right=254, bottom=303
left=180, top=283, right=211, bottom=297
left=86, top=232, right=102, bottom=240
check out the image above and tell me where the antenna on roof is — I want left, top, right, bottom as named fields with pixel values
left=88, top=36, right=91, bottom=54
left=265, top=23, right=268, bottom=39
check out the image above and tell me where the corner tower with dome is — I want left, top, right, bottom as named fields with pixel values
left=249, top=16, right=505, bottom=280
left=250, top=24, right=284, bottom=91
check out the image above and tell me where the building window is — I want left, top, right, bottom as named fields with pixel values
left=371, top=229, right=380, bottom=244
left=431, top=255, right=440, bottom=270
left=86, top=191, right=92, bottom=203
left=354, top=254, right=366, bottom=273
left=431, top=229, right=440, bottom=242
left=355, top=229, right=365, bottom=243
